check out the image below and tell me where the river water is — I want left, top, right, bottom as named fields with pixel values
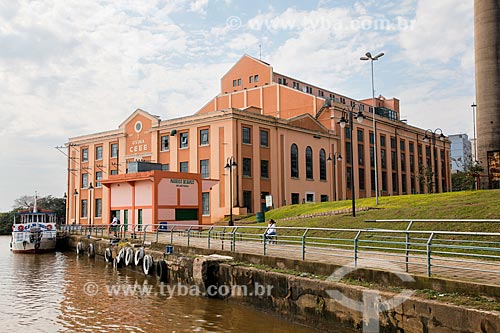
left=0, top=236, right=318, bottom=332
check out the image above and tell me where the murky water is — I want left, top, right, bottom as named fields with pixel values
left=0, top=236, right=318, bottom=332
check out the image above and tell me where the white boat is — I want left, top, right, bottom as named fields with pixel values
left=10, top=208, right=57, bottom=254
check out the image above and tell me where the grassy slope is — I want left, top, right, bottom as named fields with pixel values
left=241, top=189, right=500, bottom=233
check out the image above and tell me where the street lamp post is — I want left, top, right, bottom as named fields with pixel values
left=423, top=129, right=445, bottom=193
left=361, top=51, right=384, bottom=205
left=63, top=192, right=67, bottom=225
left=327, top=152, right=343, bottom=201
left=338, top=105, right=365, bottom=217
left=73, top=189, right=78, bottom=225
left=225, top=157, right=237, bottom=226
left=471, top=103, right=478, bottom=162
left=88, top=182, right=94, bottom=226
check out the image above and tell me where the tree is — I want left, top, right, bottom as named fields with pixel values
left=417, top=165, right=434, bottom=193
left=452, top=161, right=484, bottom=192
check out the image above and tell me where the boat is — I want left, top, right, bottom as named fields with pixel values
left=10, top=197, right=57, bottom=253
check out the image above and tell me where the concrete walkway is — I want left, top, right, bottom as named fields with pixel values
left=140, top=232, right=500, bottom=286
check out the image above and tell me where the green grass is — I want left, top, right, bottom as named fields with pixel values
left=240, top=190, right=500, bottom=233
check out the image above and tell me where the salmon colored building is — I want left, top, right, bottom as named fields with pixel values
left=65, top=55, right=451, bottom=226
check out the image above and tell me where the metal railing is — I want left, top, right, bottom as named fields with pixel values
left=58, top=222, right=500, bottom=280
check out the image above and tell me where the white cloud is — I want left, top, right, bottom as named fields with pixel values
left=399, top=0, right=473, bottom=65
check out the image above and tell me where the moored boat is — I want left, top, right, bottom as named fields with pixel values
left=10, top=208, right=57, bottom=254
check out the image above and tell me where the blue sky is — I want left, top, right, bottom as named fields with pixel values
left=0, top=0, right=474, bottom=211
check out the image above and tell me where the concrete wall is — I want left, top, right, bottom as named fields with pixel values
left=64, top=236, right=500, bottom=333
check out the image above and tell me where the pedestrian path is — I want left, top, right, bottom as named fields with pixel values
left=144, top=232, right=500, bottom=286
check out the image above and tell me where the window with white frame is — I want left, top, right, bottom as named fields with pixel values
left=202, top=192, right=210, bottom=215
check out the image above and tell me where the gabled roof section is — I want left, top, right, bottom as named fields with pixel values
left=119, top=109, right=161, bottom=129
left=220, top=54, right=272, bottom=80
left=287, top=113, right=330, bottom=134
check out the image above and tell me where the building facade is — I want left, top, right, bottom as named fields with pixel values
left=449, top=134, right=472, bottom=172
left=65, top=55, right=451, bottom=225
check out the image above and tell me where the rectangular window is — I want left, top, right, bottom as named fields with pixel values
left=249, top=75, right=253, bottom=83
left=293, top=82, right=299, bottom=89
left=346, top=142, right=352, bottom=164
left=371, top=169, right=375, bottom=192
left=82, top=148, right=88, bottom=162
left=306, top=193, right=314, bottom=202
left=402, top=175, right=407, bottom=194
left=358, top=144, right=364, bottom=165
left=254, top=75, right=259, bottom=82
left=95, top=198, right=102, bottom=218
left=95, top=146, right=103, bottom=160
left=238, top=78, right=242, bottom=86
left=410, top=155, right=415, bottom=173
left=357, top=129, right=364, bottom=142
left=96, top=171, right=103, bottom=188
left=82, top=174, right=88, bottom=188
left=202, top=193, right=210, bottom=216
left=380, top=135, right=386, bottom=147
left=161, top=135, right=169, bottom=151
left=381, top=149, right=387, bottom=169
left=111, top=143, right=118, bottom=158
left=200, top=160, right=209, bottom=179
left=392, top=172, right=398, bottom=193
left=401, top=153, right=406, bottom=172
left=291, top=193, right=300, bottom=205
left=359, top=168, right=365, bottom=190
left=278, top=78, right=282, bottom=84
left=162, top=164, right=170, bottom=171
left=81, top=199, right=87, bottom=218
left=391, top=151, right=397, bottom=170
left=180, top=161, right=188, bottom=173
left=233, top=79, right=237, bottom=87
left=260, top=130, right=269, bottom=147
left=370, top=147, right=375, bottom=168
left=369, top=132, right=374, bottom=145
left=400, top=140, right=405, bottom=151
left=243, top=191, right=252, bottom=213
left=111, top=170, right=118, bottom=175
left=180, top=132, right=188, bottom=148
left=390, top=137, right=396, bottom=149
left=345, top=127, right=351, bottom=139
left=409, top=142, right=414, bottom=154
left=347, top=167, right=352, bottom=189
left=243, top=158, right=252, bottom=177
left=200, top=129, right=209, bottom=146
left=260, top=160, right=269, bottom=178
left=382, top=171, right=388, bottom=191
left=320, top=194, right=328, bottom=202
left=418, top=144, right=423, bottom=156
left=242, top=126, right=251, bottom=144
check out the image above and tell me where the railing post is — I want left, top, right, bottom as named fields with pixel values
left=302, top=229, right=309, bottom=260
left=405, top=221, right=413, bottom=273
left=354, top=230, right=362, bottom=267
left=155, top=225, right=159, bottom=243
left=426, top=233, right=435, bottom=277
left=263, top=232, right=267, bottom=255
left=207, top=226, right=213, bottom=249
left=231, top=227, right=238, bottom=252
left=187, top=226, right=192, bottom=247
left=143, top=225, right=148, bottom=242
left=221, top=227, right=226, bottom=251
left=170, top=226, right=175, bottom=245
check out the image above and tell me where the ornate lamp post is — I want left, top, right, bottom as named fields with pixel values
left=73, top=189, right=78, bottom=225
left=88, top=182, right=94, bottom=226
left=225, top=157, right=237, bottom=226
left=327, top=152, right=343, bottom=201
left=338, top=105, right=365, bottom=217
left=360, top=51, right=384, bottom=205
left=423, top=129, right=445, bottom=193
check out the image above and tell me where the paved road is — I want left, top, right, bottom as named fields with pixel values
left=138, top=231, right=500, bottom=286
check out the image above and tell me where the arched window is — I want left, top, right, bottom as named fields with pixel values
left=306, top=146, right=313, bottom=179
left=291, top=144, right=299, bottom=178
left=319, top=149, right=326, bottom=181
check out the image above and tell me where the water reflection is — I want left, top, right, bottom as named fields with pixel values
left=0, top=237, right=317, bottom=332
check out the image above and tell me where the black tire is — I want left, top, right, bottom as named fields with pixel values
left=118, top=248, right=126, bottom=262
left=134, top=248, right=144, bottom=266
left=104, top=247, right=112, bottom=263
left=143, top=254, right=153, bottom=275
left=124, top=247, right=134, bottom=266
left=156, top=260, right=168, bottom=282
left=76, top=242, right=83, bottom=255
left=113, top=257, right=122, bottom=270
left=87, top=244, right=95, bottom=258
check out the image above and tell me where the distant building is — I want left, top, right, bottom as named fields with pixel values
left=65, top=55, right=451, bottom=226
left=449, top=134, right=472, bottom=172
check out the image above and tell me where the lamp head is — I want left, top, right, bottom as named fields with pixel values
left=88, top=182, right=94, bottom=190
left=338, top=116, right=347, bottom=128
left=360, top=56, right=369, bottom=61
left=365, top=52, right=372, bottom=58
left=355, top=112, right=365, bottom=124
left=337, top=154, right=343, bottom=161
left=373, top=52, right=384, bottom=60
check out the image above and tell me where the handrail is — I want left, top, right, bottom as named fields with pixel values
left=58, top=222, right=500, bottom=282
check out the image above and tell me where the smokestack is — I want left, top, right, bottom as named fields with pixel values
left=474, top=0, right=500, bottom=188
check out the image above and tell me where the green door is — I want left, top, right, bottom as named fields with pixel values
left=123, top=210, right=128, bottom=232
left=138, top=209, right=142, bottom=232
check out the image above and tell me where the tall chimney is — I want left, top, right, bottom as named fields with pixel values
left=474, top=0, right=500, bottom=188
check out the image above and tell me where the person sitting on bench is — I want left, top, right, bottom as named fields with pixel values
left=265, top=219, right=277, bottom=243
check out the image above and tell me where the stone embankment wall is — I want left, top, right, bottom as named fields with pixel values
left=64, top=236, right=500, bottom=333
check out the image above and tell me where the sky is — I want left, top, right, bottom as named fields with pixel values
left=0, top=0, right=475, bottom=211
